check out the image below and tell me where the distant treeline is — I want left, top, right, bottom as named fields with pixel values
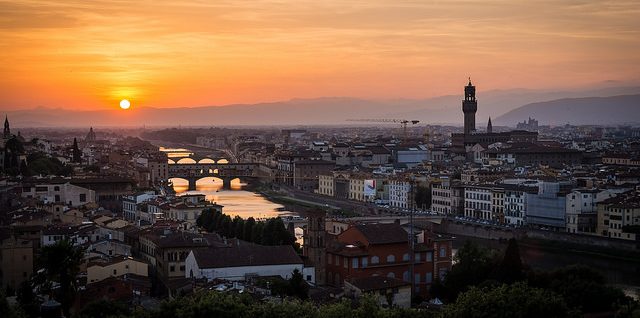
left=196, top=208, right=298, bottom=250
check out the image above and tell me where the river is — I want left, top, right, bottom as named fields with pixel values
left=170, top=177, right=305, bottom=243
left=171, top=177, right=295, bottom=219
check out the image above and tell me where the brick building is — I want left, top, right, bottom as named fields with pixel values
left=325, top=223, right=452, bottom=297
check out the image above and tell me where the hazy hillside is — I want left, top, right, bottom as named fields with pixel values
left=495, top=94, right=640, bottom=125
left=6, top=85, right=640, bottom=127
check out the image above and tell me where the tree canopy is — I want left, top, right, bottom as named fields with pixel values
left=196, top=208, right=298, bottom=250
left=432, top=239, right=635, bottom=316
left=443, top=282, right=571, bottom=318
left=34, top=240, right=84, bottom=317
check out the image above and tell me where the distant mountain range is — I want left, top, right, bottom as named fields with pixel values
left=495, top=94, right=640, bottom=126
left=6, top=84, right=640, bottom=127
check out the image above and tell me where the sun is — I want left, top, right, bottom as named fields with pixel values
left=119, top=99, right=131, bottom=110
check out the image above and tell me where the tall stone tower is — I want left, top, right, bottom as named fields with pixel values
left=487, top=117, right=493, bottom=133
left=303, top=210, right=326, bottom=285
left=462, top=78, right=477, bottom=135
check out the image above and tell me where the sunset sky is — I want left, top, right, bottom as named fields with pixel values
left=1, top=0, right=639, bottom=111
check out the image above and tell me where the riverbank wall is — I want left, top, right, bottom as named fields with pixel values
left=438, top=219, right=639, bottom=251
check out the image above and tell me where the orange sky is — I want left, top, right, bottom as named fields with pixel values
left=1, top=0, right=639, bottom=111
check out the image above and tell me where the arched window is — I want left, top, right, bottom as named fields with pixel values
left=403, top=271, right=410, bottom=282
left=402, top=253, right=409, bottom=262
left=387, top=272, right=395, bottom=278
left=371, top=256, right=379, bottom=264
left=387, top=254, right=395, bottom=263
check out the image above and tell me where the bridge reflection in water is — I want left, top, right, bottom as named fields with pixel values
left=170, top=177, right=296, bottom=220
left=170, top=177, right=304, bottom=244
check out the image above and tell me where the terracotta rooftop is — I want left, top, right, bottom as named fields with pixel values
left=352, top=223, right=408, bottom=245
left=192, top=243, right=302, bottom=268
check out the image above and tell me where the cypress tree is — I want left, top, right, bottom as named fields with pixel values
left=497, top=238, right=524, bottom=284
left=72, top=138, right=82, bottom=163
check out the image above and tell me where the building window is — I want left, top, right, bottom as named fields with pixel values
left=426, top=272, right=433, bottom=284
left=113, top=269, right=117, bottom=275
left=80, top=193, right=87, bottom=202
left=371, top=256, right=379, bottom=264
left=415, top=252, right=421, bottom=262
left=352, top=258, right=358, bottom=269
left=170, top=265, right=175, bottom=272
left=403, top=271, right=409, bottom=281
left=439, top=269, right=448, bottom=280
left=387, top=255, right=395, bottom=263
left=439, top=247, right=447, bottom=258
left=426, top=252, right=433, bottom=262
left=414, top=273, right=421, bottom=284
left=387, top=272, right=395, bottom=278
left=402, top=253, right=409, bottom=262
left=361, top=257, right=368, bottom=268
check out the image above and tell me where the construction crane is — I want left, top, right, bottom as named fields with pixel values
left=346, top=118, right=420, bottom=141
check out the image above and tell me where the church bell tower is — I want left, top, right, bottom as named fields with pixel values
left=4, top=115, right=10, bottom=139
left=303, top=210, right=326, bottom=285
left=462, top=78, right=477, bottom=135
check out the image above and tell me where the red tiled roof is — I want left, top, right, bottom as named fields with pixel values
left=353, top=223, right=408, bottom=245
left=192, top=244, right=302, bottom=268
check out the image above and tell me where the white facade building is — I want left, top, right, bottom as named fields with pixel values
left=431, top=180, right=452, bottom=215
left=122, top=191, right=157, bottom=221
left=22, top=182, right=95, bottom=207
left=185, top=244, right=312, bottom=284
left=504, top=186, right=530, bottom=226
left=464, top=186, right=493, bottom=220
left=389, top=179, right=411, bottom=209
left=318, top=174, right=334, bottom=196
left=566, top=188, right=626, bottom=234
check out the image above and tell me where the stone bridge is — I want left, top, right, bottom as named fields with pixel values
left=167, top=156, right=232, bottom=165
left=168, top=162, right=259, bottom=190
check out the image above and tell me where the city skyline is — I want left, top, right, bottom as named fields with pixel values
left=2, top=0, right=640, bottom=111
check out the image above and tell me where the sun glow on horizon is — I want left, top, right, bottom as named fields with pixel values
left=119, top=99, right=131, bottom=110
left=1, top=0, right=639, bottom=111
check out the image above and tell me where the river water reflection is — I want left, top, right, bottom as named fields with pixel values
left=171, top=177, right=295, bottom=219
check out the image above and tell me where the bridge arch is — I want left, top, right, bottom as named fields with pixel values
left=199, top=158, right=216, bottom=164
left=176, top=158, right=197, bottom=164
left=217, top=159, right=229, bottom=164
left=168, top=177, right=189, bottom=192
left=195, top=177, right=224, bottom=191
left=167, top=158, right=176, bottom=164
left=228, top=177, right=245, bottom=190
